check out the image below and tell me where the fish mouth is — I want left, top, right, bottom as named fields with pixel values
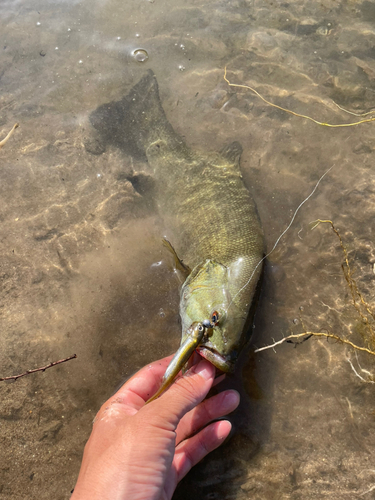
left=197, top=346, right=234, bottom=373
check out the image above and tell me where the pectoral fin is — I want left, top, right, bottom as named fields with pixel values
left=162, top=238, right=191, bottom=279
left=220, top=141, right=243, bottom=168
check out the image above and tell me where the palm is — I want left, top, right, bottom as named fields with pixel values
left=72, top=355, right=239, bottom=500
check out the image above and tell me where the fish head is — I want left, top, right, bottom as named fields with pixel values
left=180, top=259, right=248, bottom=373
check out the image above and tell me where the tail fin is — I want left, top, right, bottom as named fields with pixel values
left=89, top=70, right=180, bottom=160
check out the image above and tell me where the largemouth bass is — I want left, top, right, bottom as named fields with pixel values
left=89, top=70, right=264, bottom=398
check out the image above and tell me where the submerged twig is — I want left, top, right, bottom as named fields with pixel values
left=255, top=220, right=375, bottom=372
left=224, top=67, right=375, bottom=127
left=333, top=102, right=375, bottom=117
left=346, top=357, right=375, bottom=384
left=254, top=332, right=375, bottom=356
left=311, top=219, right=375, bottom=339
left=0, top=354, right=77, bottom=382
left=0, top=123, right=19, bottom=149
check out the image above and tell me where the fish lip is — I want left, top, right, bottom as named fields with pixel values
left=197, top=346, right=234, bottom=373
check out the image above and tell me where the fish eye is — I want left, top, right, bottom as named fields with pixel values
left=210, top=310, right=219, bottom=325
left=198, top=323, right=205, bottom=332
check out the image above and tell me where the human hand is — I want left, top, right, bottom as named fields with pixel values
left=71, top=355, right=240, bottom=500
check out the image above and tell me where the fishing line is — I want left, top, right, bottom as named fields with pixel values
left=225, top=165, right=334, bottom=314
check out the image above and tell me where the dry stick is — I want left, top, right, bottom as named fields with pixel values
left=223, top=67, right=375, bottom=127
left=0, top=123, right=19, bottom=149
left=0, top=354, right=77, bottom=382
left=254, top=333, right=375, bottom=356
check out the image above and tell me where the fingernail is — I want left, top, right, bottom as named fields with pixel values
left=194, top=360, right=212, bottom=380
left=217, top=420, right=232, bottom=440
left=222, top=390, right=240, bottom=411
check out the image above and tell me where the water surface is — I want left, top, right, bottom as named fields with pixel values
left=1, top=0, right=375, bottom=498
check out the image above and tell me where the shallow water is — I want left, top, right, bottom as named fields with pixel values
left=1, top=0, right=375, bottom=498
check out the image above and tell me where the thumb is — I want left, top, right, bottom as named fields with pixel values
left=148, top=359, right=215, bottom=427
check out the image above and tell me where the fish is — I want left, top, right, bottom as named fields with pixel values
left=89, top=70, right=264, bottom=399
